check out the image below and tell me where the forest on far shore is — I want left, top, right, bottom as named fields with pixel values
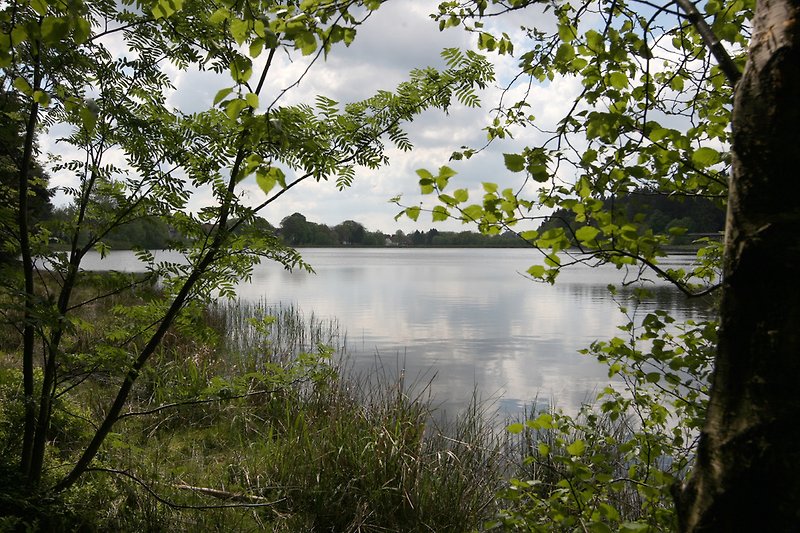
left=43, top=189, right=724, bottom=251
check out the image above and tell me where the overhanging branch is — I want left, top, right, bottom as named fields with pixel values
left=672, top=0, right=742, bottom=86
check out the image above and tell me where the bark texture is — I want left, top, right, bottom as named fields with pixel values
left=679, top=0, right=800, bottom=529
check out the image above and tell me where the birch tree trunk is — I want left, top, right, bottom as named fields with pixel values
left=679, top=0, right=800, bottom=528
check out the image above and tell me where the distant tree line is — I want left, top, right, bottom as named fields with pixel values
left=276, top=212, right=528, bottom=247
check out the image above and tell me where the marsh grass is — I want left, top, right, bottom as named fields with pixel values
left=0, top=288, right=508, bottom=531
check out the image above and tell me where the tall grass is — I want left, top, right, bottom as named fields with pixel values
left=57, top=298, right=509, bottom=531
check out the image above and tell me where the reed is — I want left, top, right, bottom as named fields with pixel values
left=16, top=295, right=509, bottom=531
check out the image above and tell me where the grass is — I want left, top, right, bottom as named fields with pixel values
left=0, top=282, right=510, bottom=531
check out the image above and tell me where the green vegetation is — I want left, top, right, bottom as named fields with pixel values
left=2, top=0, right=494, bottom=508
left=536, top=189, right=725, bottom=247
left=44, top=190, right=721, bottom=250
left=3, top=0, right=798, bottom=528
left=0, top=278, right=712, bottom=531
left=0, top=284, right=507, bottom=530
left=0, top=89, right=52, bottom=264
left=276, top=212, right=528, bottom=247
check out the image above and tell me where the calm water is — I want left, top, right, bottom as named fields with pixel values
left=80, top=248, right=715, bottom=416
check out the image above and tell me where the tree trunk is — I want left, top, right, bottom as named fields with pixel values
left=679, top=0, right=800, bottom=529
left=19, top=51, right=42, bottom=481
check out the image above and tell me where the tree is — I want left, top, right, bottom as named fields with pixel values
left=280, top=212, right=313, bottom=245
left=0, top=89, right=52, bottom=264
left=399, top=0, right=798, bottom=528
left=334, top=219, right=366, bottom=244
left=1, top=0, right=493, bottom=504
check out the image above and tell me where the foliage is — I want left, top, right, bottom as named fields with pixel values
left=2, top=0, right=493, bottom=502
left=537, top=189, right=725, bottom=247
left=401, top=0, right=745, bottom=289
left=492, top=292, right=715, bottom=531
left=391, top=0, right=749, bottom=528
left=277, top=211, right=531, bottom=247
left=0, top=294, right=507, bottom=531
left=0, top=89, right=53, bottom=263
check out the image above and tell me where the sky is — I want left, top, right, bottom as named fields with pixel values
left=46, top=1, right=582, bottom=235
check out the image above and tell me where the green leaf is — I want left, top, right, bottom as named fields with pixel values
left=295, top=30, right=317, bottom=56
left=229, top=18, right=249, bottom=46
left=575, top=226, right=600, bottom=242
left=225, top=98, right=248, bottom=120
left=649, top=127, right=670, bottom=141
left=439, top=194, right=457, bottom=206
left=503, top=153, right=526, bottom=172
left=558, top=23, right=576, bottom=42
left=462, top=204, right=483, bottom=221
left=585, top=29, right=604, bottom=53
left=438, top=166, right=457, bottom=180
left=151, top=0, right=183, bottom=19
left=30, top=0, right=48, bottom=16
left=342, top=27, right=357, bottom=46
left=537, top=443, right=550, bottom=456
left=13, top=77, right=32, bottom=96
left=453, top=188, right=468, bottom=203
left=691, top=147, right=721, bottom=167
left=416, top=168, right=434, bottom=181
left=209, top=7, right=229, bottom=25
left=73, top=17, right=91, bottom=43
left=213, top=87, right=233, bottom=105
left=245, top=92, right=259, bottom=108
left=40, top=16, right=70, bottom=43
left=33, top=90, right=51, bottom=107
left=482, top=182, right=498, bottom=194
left=506, top=422, right=524, bottom=434
left=256, top=167, right=285, bottom=195
left=669, top=226, right=688, bottom=236
left=229, top=57, right=253, bottom=83
left=555, top=43, right=575, bottom=64
left=79, top=104, right=97, bottom=133
left=588, top=522, right=613, bottom=533
left=527, top=413, right=554, bottom=429
left=94, top=241, right=110, bottom=259
left=405, top=206, right=421, bottom=221
left=432, top=205, right=449, bottom=221
left=527, top=265, right=546, bottom=278
left=609, top=71, right=628, bottom=89
left=566, top=439, right=586, bottom=456
left=249, top=38, right=264, bottom=58
left=253, top=19, right=266, bottom=38
left=436, top=166, right=456, bottom=190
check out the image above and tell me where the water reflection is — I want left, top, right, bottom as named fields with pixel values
left=242, top=248, right=714, bottom=416
left=79, top=248, right=715, bottom=416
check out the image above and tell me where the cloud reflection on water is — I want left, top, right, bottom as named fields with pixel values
left=80, top=247, right=714, bottom=417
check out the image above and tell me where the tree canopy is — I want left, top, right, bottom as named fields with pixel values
left=1, top=0, right=492, bottom=498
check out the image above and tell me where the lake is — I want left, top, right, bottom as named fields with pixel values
left=80, top=248, right=715, bottom=417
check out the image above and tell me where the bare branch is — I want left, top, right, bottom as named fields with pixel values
left=87, top=468, right=286, bottom=510
left=672, top=0, right=742, bottom=86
